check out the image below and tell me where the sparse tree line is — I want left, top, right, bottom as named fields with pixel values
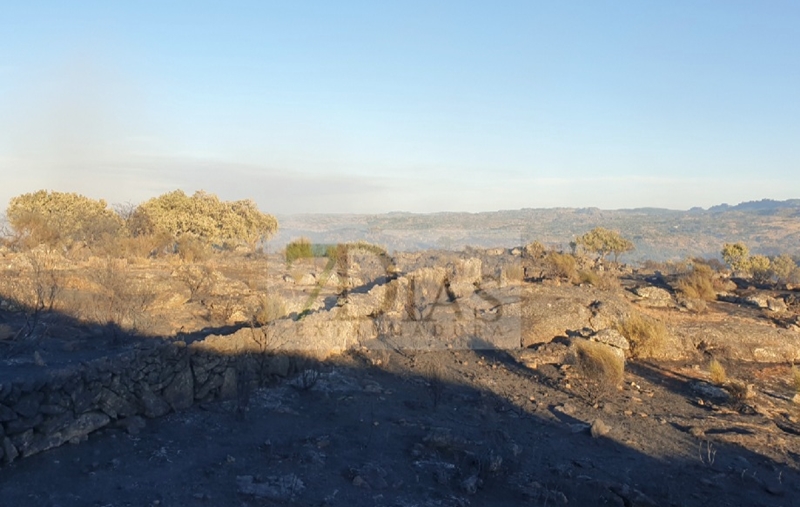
left=2, top=189, right=278, bottom=258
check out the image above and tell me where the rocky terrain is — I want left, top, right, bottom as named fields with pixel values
left=1, top=245, right=800, bottom=506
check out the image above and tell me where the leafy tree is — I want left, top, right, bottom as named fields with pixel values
left=768, top=254, right=797, bottom=284
left=6, top=190, right=123, bottom=250
left=721, top=242, right=750, bottom=274
left=133, top=190, right=277, bottom=250
left=576, top=227, right=634, bottom=263
left=749, top=254, right=771, bottom=283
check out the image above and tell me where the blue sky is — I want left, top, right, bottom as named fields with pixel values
left=1, top=2, right=799, bottom=213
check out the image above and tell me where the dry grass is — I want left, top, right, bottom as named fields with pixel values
left=615, top=312, right=668, bottom=359
left=577, top=270, right=619, bottom=290
left=253, top=293, right=287, bottom=325
left=502, top=263, right=525, bottom=283
left=675, top=264, right=717, bottom=301
left=708, top=359, right=728, bottom=385
left=572, top=340, right=624, bottom=402
left=545, top=251, right=577, bottom=281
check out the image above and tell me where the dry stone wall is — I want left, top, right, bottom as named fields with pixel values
left=0, top=340, right=296, bottom=466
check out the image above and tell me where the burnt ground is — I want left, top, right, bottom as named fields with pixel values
left=2, top=346, right=800, bottom=507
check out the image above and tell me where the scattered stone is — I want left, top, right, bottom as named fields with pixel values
left=591, top=419, right=611, bottom=438
left=236, top=474, right=305, bottom=501
left=690, top=381, right=730, bottom=401
left=553, top=403, right=577, bottom=416
left=688, top=426, right=706, bottom=438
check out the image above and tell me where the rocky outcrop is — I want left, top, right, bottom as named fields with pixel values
left=521, top=285, right=631, bottom=347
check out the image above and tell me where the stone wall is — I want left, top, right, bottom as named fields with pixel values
left=0, top=339, right=295, bottom=466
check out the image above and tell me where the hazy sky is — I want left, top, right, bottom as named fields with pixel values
left=2, top=2, right=799, bottom=213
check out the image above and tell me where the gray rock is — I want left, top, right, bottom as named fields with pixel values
left=3, top=436, right=19, bottom=464
left=6, top=414, right=43, bottom=435
left=162, top=366, right=194, bottom=411
left=220, top=367, right=238, bottom=400
left=634, top=286, right=673, bottom=307
left=0, top=403, right=18, bottom=422
left=98, top=388, right=137, bottom=419
left=14, top=392, right=43, bottom=419
left=690, top=381, right=730, bottom=401
left=767, top=297, right=788, bottom=313
left=591, top=419, right=611, bottom=438
left=37, top=412, right=76, bottom=435
left=11, top=429, right=34, bottom=455
left=589, top=329, right=630, bottom=352
left=138, top=385, right=171, bottom=418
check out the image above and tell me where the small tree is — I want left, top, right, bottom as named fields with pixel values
left=749, top=254, right=771, bottom=284
left=721, top=242, right=750, bottom=274
left=6, top=190, right=123, bottom=250
left=769, top=254, right=797, bottom=284
left=134, top=190, right=278, bottom=251
left=576, top=227, right=634, bottom=263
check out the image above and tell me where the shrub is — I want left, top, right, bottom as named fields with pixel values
left=572, top=340, right=624, bottom=402
left=749, top=255, right=772, bottom=284
left=6, top=190, right=123, bottom=250
left=721, top=242, right=750, bottom=274
left=615, top=312, right=668, bottom=359
left=174, top=264, right=216, bottom=302
left=769, top=254, right=797, bottom=284
left=135, top=190, right=278, bottom=250
left=523, top=241, right=546, bottom=259
left=675, top=263, right=717, bottom=301
left=253, top=293, right=287, bottom=325
left=545, top=251, right=577, bottom=281
left=87, top=258, right=156, bottom=333
left=175, top=235, right=212, bottom=263
left=577, top=270, right=619, bottom=290
left=708, top=359, right=727, bottom=385
left=285, top=237, right=314, bottom=264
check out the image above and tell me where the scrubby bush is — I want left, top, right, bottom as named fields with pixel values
left=523, top=241, right=546, bottom=259
left=749, top=254, right=772, bottom=284
left=708, top=359, right=728, bottom=385
left=253, top=293, right=287, bottom=325
left=134, top=190, right=277, bottom=250
left=577, top=269, right=619, bottom=290
left=721, top=242, right=750, bottom=274
left=87, top=258, right=156, bottom=334
left=675, top=263, right=717, bottom=301
left=615, top=312, right=668, bottom=359
left=545, top=251, right=577, bottom=281
left=6, top=190, right=123, bottom=251
left=285, top=237, right=314, bottom=263
left=576, top=227, right=634, bottom=263
left=572, top=340, right=624, bottom=402
left=769, top=254, right=797, bottom=284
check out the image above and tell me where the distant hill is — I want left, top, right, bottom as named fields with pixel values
left=273, top=199, right=800, bottom=262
